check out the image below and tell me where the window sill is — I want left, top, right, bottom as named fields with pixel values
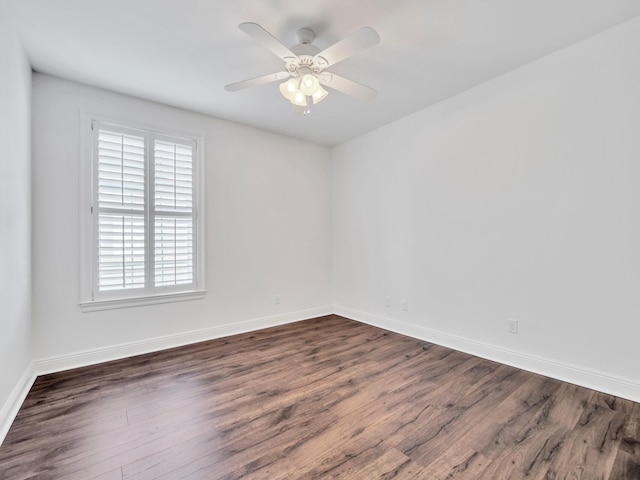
left=80, top=290, right=206, bottom=312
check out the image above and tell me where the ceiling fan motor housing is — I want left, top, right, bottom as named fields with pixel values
left=295, top=27, right=315, bottom=45
left=288, top=30, right=326, bottom=76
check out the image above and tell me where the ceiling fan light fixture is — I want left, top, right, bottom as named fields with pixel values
left=311, top=85, right=329, bottom=104
left=227, top=23, right=380, bottom=115
left=279, top=78, right=299, bottom=100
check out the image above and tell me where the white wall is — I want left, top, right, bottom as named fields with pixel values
left=0, top=0, right=33, bottom=434
left=333, top=17, right=640, bottom=399
left=31, top=75, right=332, bottom=364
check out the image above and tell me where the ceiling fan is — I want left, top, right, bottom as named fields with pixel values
left=225, top=22, right=380, bottom=115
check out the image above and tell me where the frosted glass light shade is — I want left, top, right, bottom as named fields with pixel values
left=291, top=89, right=307, bottom=107
left=311, top=85, right=329, bottom=104
left=279, top=78, right=298, bottom=100
left=300, top=74, right=320, bottom=96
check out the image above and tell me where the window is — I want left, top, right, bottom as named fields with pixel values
left=80, top=120, right=204, bottom=310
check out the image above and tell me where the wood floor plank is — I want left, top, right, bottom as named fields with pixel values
left=421, top=374, right=562, bottom=479
left=416, top=442, right=491, bottom=480
left=1, top=315, right=638, bottom=480
left=349, top=448, right=423, bottom=480
left=240, top=357, right=490, bottom=479
left=120, top=385, right=342, bottom=479
left=396, top=364, right=527, bottom=466
left=89, top=467, right=124, bottom=480
left=610, top=402, right=640, bottom=479
left=146, top=356, right=435, bottom=478
left=539, top=392, right=630, bottom=480
left=474, top=382, right=596, bottom=479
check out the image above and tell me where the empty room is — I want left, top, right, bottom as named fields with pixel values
left=1, top=0, right=640, bottom=478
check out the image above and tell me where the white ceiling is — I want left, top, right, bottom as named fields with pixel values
left=9, top=0, right=640, bottom=146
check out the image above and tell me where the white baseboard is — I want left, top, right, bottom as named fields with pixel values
left=34, top=305, right=334, bottom=376
left=335, top=305, right=640, bottom=404
left=0, top=362, right=36, bottom=447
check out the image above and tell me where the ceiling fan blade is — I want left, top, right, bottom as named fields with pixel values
left=239, top=22, right=297, bottom=61
left=313, top=27, right=380, bottom=68
left=225, top=71, right=290, bottom=92
left=319, top=73, right=377, bottom=101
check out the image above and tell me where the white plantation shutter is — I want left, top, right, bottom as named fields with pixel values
left=89, top=121, right=202, bottom=304
left=96, top=128, right=146, bottom=292
left=153, top=138, right=195, bottom=288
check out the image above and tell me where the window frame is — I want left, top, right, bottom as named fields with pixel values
left=79, top=114, right=205, bottom=312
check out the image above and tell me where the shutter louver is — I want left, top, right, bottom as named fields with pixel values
left=98, top=130, right=145, bottom=210
left=97, top=129, right=146, bottom=291
left=98, top=214, right=145, bottom=291
left=155, top=217, right=193, bottom=286
left=154, top=141, right=193, bottom=212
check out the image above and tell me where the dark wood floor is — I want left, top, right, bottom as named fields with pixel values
left=1, top=315, right=639, bottom=479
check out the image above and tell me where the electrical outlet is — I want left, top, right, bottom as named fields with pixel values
left=385, top=297, right=391, bottom=308
left=402, top=300, right=409, bottom=312
left=275, top=295, right=280, bottom=305
left=507, top=318, right=518, bottom=334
